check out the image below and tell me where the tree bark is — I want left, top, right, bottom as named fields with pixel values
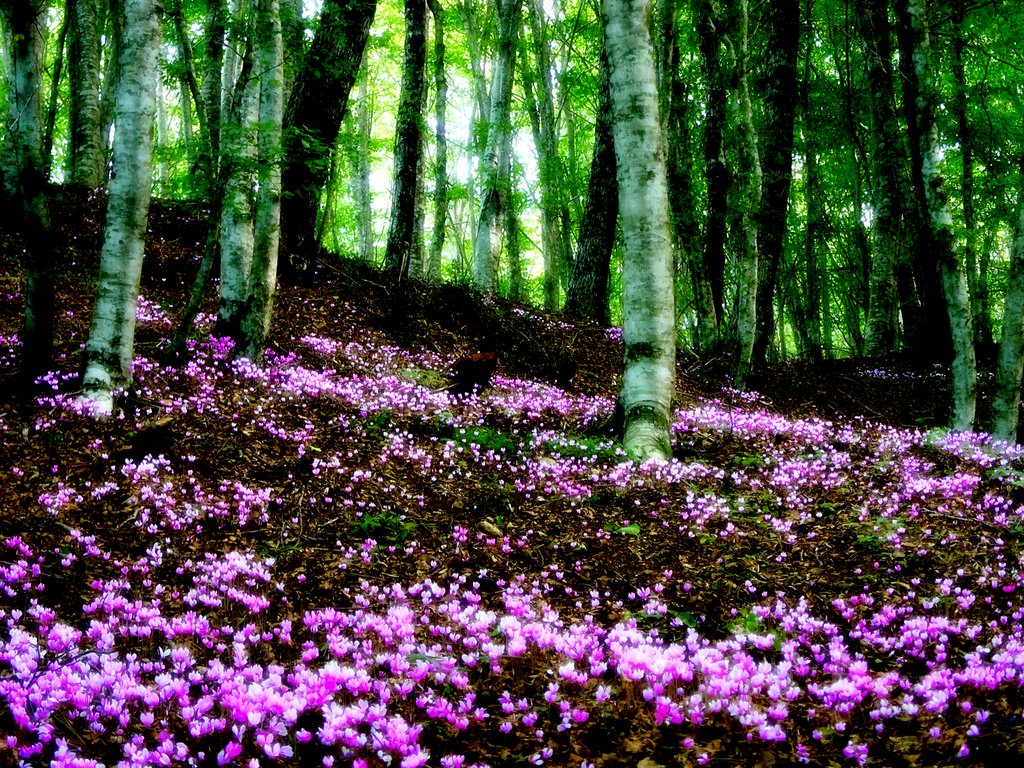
left=82, top=0, right=162, bottom=414
left=896, top=0, right=976, bottom=432
left=384, top=0, right=428, bottom=280
left=564, top=45, right=616, bottom=325
left=856, top=0, right=902, bottom=356
left=239, top=0, right=285, bottom=362
left=751, top=0, right=800, bottom=366
left=721, top=0, right=761, bottom=389
left=0, top=0, right=56, bottom=385
left=991, top=168, right=1024, bottom=442
left=216, top=24, right=258, bottom=345
left=68, top=0, right=105, bottom=187
left=279, top=0, right=377, bottom=275
left=696, top=0, right=727, bottom=333
left=602, top=0, right=676, bottom=462
left=472, top=0, right=522, bottom=293
left=425, top=0, right=448, bottom=281
left=525, top=0, right=565, bottom=311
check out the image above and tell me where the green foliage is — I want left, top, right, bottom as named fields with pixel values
left=351, top=510, right=417, bottom=543
left=452, top=426, right=523, bottom=456
left=538, top=434, right=623, bottom=463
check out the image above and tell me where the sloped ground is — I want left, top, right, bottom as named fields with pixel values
left=1, top=191, right=1023, bottom=767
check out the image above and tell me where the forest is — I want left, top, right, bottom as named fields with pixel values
left=4, top=0, right=1024, bottom=766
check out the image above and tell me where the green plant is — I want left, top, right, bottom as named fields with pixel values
left=452, top=426, right=522, bottom=456
left=538, top=434, right=625, bottom=463
left=351, top=511, right=417, bottom=543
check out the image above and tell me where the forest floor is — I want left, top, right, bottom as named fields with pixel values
left=1, top=189, right=1024, bottom=767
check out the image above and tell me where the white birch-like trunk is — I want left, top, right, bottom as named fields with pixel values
left=472, top=0, right=521, bottom=293
left=82, top=0, right=162, bottom=414
left=992, top=193, right=1024, bottom=442
left=239, top=0, right=284, bottom=361
left=602, top=0, right=676, bottom=462
left=217, top=42, right=259, bottom=342
left=904, top=0, right=976, bottom=431
left=68, top=0, right=106, bottom=187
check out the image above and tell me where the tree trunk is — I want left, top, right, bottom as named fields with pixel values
left=696, top=0, right=727, bottom=332
left=659, top=0, right=711, bottom=353
left=991, top=170, right=1024, bottom=442
left=82, top=0, right=162, bottom=414
left=564, top=45, right=616, bottom=325
left=896, top=0, right=976, bottom=431
left=198, top=0, right=227, bottom=198
left=602, top=0, right=676, bottom=462
left=42, top=4, right=69, bottom=179
left=800, top=1, right=824, bottom=362
left=751, top=0, right=799, bottom=367
left=856, top=0, right=902, bottom=356
left=384, top=0, right=427, bottom=280
left=951, top=0, right=990, bottom=347
left=525, top=0, right=565, bottom=311
left=279, top=0, right=377, bottom=275
left=425, top=0, right=448, bottom=281
left=239, top=0, right=284, bottom=362
left=68, top=0, right=105, bottom=187
left=216, top=24, right=258, bottom=344
left=0, top=0, right=57, bottom=384
left=472, top=0, right=522, bottom=293
left=351, top=68, right=375, bottom=263
left=721, top=0, right=761, bottom=389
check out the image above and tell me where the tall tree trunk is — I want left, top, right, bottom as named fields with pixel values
left=857, top=0, right=902, bottom=356
left=602, top=0, right=676, bottom=462
left=0, top=0, right=56, bottom=385
left=350, top=68, right=375, bottom=263
left=751, top=0, right=800, bottom=367
left=896, top=0, right=976, bottom=431
left=472, top=0, right=522, bottom=293
left=951, top=0, right=990, bottom=347
left=279, top=0, right=377, bottom=275
left=425, top=0, right=448, bottom=281
left=41, top=3, right=69, bottom=179
left=82, top=0, right=162, bottom=414
left=991, top=167, right=1024, bottom=442
left=68, top=0, right=105, bottom=187
left=525, top=0, right=565, bottom=310
left=239, top=0, right=284, bottom=362
left=721, top=0, right=761, bottom=389
left=799, top=0, right=824, bottom=361
left=659, top=0, right=711, bottom=353
left=696, top=0, right=727, bottom=333
left=216, top=25, right=258, bottom=344
left=384, top=0, right=427, bottom=280
left=564, top=45, right=616, bottom=325
left=198, top=0, right=227, bottom=198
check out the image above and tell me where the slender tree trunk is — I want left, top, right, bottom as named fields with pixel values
left=279, top=0, right=377, bottom=274
left=659, top=0, right=710, bottom=352
left=896, top=0, right=975, bottom=431
left=42, top=3, right=69, bottom=179
left=216, top=23, right=257, bottom=343
left=98, top=2, right=124, bottom=174
left=525, top=0, right=565, bottom=310
left=697, top=0, right=727, bottom=332
left=199, top=0, right=227, bottom=198
left=952, top=0, right=990, bottom=347
left=68, top=0, right=105, bottom=187
left=857, top=0, right=902, bottom=356
left=82, top=0, right=162, bottom=414
left=564, top=45, right=616, bottom=325
left=721, top=0, right=761, bottom=388
left=751, top=0, right=800, bottom=367
left=238, top=0, right=284, bottom=362
left=800, top=0, right=823, bottom=361
left=350, top=68, right=375, bottom=263
left=426, top=0, right=447, bottom=281
left=472, top=0, right=522, bottom=293
left=603, top=0, right=676, bottom=462
left=168, top=0, right=213, bottom=182
left=991, top=170, right=1024, bottom=442
left=0, top=0, right=56, bottom=385
left=384, top=0, right=427, bottom=280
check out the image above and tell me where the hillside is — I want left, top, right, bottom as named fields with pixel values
left=1, top=193, right=1023, bottom=767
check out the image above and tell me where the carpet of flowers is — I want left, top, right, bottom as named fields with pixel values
left=3, top=208, right=1024, bottom=767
